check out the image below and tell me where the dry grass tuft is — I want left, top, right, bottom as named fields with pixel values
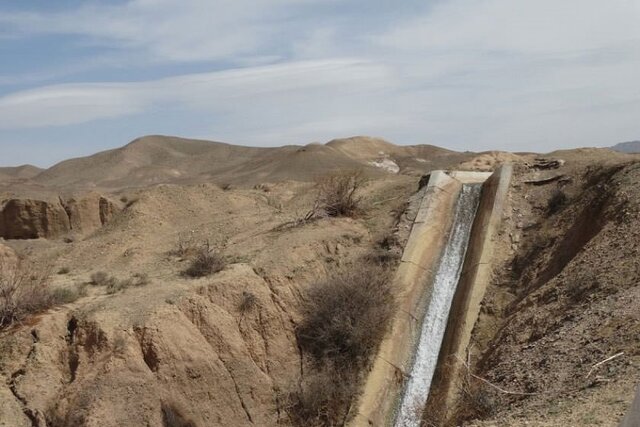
left=90, top=271, right=150, bottom=294
left=238, top=291, right=258, bottom=314
left=168, top=234, right=200, bottom=259
left=182, top=242, right=225, bottom=278
left=106, top=273, right=150, bottom=294
left=51, top=283, right=88, bottom=304
left=90, top=271, right=117, bottom=287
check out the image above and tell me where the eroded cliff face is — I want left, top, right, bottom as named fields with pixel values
left=2, top=265, right=300, bottom=427
left=0, top=199, right=70, bottom=239
left=0, top=195, right=119, bottom=240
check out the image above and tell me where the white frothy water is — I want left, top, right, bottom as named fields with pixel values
left=394, top=184, right=482, bottom=427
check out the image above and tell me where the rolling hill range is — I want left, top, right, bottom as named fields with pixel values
left=0, top=164, right=43, bottom=181
left=612, top=140, right=640, bottom=153
left=3, top=135, right=473, bottom=191
left=0, top=134, right=639, bottom=426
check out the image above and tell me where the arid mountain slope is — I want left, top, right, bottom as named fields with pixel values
left=7, top=135, right=474, bottom=191
left=611, top=141, right=640, bottom=153
left=0, top=135, right=474, bottom=241
left=0, top=165, right=43, bottom=181
left=2, top=136, right=639, bottom=427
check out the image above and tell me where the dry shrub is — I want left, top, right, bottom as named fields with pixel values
left=182, top=243, right=225, bottom=278
left=90, top=271, right=150, bottom=294
left=315, top=170, right=366, bottom=217
left=168, top=234, right=200, bottom=258
left=286, top=366, right=357, bottom=427
left=238, top=291, right=258, bottom=314
left=51, top=283, right=88, bottom=304
left=90, top=271, right=116, bottom=287
left=546, top=189, right=568, bottom=216
left=0, top=257, right=53, bottom=328
left=106, top=273, right=150, bottom=294
left=452, top=375, right=497, bottom=424
left=297, top=263, right=394, bottom=369
left=288, top=263, right=395, bottom=426
left=161, top=403, right=197, bottom=427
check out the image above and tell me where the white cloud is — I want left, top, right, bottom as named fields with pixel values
left=1, top=0, right=639, bottom=157
left=377, top=0, right=640, bottom=54
left=0, top=0, right=323, bottom=62
left=0, top=59, right=392, bottom=129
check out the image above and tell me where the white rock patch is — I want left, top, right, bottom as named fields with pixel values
left=369, top=158, right=400, bottom=174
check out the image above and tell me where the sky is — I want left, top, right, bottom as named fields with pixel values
left=1, top=0, right=639, bottom=167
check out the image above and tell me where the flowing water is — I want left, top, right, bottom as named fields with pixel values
left=394, top=184, right=482, bottom=427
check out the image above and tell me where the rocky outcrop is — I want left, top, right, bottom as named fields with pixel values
left=0, top=195, right=120, bottom=240
left=0, top=199, right=70, bottom=239
left=61, top=193, right=119, bottom=236
left=98, top=196, right=117, bottom=225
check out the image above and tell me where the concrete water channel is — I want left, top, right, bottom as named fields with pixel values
left=351, top=166, right=512, bottom=427
left=394, top=183, right=481, bottom=427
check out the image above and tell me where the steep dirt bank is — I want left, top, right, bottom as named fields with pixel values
left=454, top=154, right=640, bottom=426
left=0, top=174, right=416, bottom=427
left=1, top=265, right=301, bottom=426
left=0, top=194, right=120, bottom=240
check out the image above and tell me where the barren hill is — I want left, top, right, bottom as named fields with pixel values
left=0, top=164, right=43, bottom=181
left=612, top=140, right=640, bottom=153
left=4, top=135, right=474, bottom=191
left=1, top=136, right=639, bottom=427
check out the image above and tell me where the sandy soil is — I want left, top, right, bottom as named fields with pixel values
left=1, top=136, right=639, bottom=427
left=457, top=150, right=640, bottom=427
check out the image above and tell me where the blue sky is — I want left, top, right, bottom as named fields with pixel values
left=1, top=0, right=639, bottom=166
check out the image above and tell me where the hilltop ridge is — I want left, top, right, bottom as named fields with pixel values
left=2, top=135, right=476, bottom=190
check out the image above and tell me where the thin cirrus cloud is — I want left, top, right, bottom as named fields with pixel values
left=0, top=0, right=639, bottom=166
left=377, top=0, right=640, bottom=53
left=0, top=0, right=331, bottom=62
left=0, top=59, right=392, bottom=129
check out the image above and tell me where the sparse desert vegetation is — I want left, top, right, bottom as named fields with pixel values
left=89, top=271, right=150, bottom=293
left=0, top=257, right=53, bottom=328
left=0, top=137, right=638, bottom=427
left=181, top=242, right=226, bottom=278
left=289, top=261, right=395, bottom=425
left=314, top=169, right=366, bottom=218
